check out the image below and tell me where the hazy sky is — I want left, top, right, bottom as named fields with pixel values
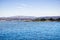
left=0, top=0, right=60, bottom=17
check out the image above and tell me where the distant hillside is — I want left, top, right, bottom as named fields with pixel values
left=0, top=16, right=60, bottom=21
left=0, top=16, right=36, bottom=21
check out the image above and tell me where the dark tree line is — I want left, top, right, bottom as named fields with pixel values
left=0, top=17, right=60, bottom=21
left=32, top=18, right=60, bottom=21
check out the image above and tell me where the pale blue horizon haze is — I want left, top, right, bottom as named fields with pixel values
left=0, top=0, right=60, bottom=17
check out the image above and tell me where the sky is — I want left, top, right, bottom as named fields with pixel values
left=0, top=0, right=60, bottom=17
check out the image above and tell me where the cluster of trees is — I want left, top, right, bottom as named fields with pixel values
left=32, top=18, right=60, bottom=21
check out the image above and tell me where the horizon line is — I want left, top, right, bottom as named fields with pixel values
left=0, top=15, right=60, bottom=17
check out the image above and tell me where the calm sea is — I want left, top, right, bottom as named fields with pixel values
left=0, top=21, right=60, bottom=40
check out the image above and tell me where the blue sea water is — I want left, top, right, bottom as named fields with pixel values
left=0, top=21, right=60, bottom=40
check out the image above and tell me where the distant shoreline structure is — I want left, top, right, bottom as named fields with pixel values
left=0, top=16, right=60, bottom=22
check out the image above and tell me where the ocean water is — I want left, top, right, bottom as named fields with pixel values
left=0, top=21, right=60, bottom=40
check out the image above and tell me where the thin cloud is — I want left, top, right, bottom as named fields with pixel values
left=17, top=3, right=32, bottom=9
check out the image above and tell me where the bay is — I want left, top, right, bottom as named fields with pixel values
left=0, top=21, right=60, bottom=40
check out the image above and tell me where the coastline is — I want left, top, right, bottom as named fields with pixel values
left=0, top=16, right=60, bottom=22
